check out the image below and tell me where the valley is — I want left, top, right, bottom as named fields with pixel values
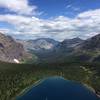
left=0, top=33, right=100, bottom=100
left=0, top=0, right=100, bottom=100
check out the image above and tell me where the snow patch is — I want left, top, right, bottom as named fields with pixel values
left=14, top=59, right=20, bottom=63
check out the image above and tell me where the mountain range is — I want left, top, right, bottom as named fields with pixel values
left=0, top=32, right=100, bottom=100
left=0, top=32, right=100, bottom=64
left=17, top=33, right=100, bottom=63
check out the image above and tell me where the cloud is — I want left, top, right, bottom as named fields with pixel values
left=0, top=28, right=10, bottom=33
left=66, top=4, right=72, bottom=8
left=66, top=4, right=80, bottom=12
left=0, top=0, right=37, bottom=15
left=0, top=9, right=100, bottom=41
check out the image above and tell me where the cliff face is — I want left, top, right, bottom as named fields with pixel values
left=0, top=33, right=32, bottom=63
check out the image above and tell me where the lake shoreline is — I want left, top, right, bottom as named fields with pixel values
left=16, top=79, right=42, bottom=99
left=83, top=84, right=100, bottom=98
left=95, top=91, right=100, bottom=98
left=16, top=77, right=100, bottom=99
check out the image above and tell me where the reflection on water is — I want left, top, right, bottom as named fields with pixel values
left=17, top=77, right=99, bottom=100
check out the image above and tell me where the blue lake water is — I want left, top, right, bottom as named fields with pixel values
left=17, top=77, right=99, bottom=100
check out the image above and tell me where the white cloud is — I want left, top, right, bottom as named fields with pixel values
left=0, top=0, right=37, bottom=15
left=0, top=28, right=10, bottom=33
left=66, top=4, right=80, bottom=12
left=0, top=9, right=100, bottom=41
left=66, top=5, right=72, bottom=8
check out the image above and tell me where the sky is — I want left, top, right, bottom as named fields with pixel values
left=0, top=0, right=100, bottom=41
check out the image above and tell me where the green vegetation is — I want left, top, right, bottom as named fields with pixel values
left=22, top=54, right=38, bottom=64
left=0, top=61, right=100, bottom=100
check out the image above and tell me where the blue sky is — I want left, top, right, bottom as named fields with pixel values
left=0, top=0, right=100, bottom=41
left=29, top=0, right=100, bottom=18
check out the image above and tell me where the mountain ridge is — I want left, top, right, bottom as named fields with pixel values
left=0, top=32, right=32, bottom=63
left=1, top=32, right=100, bottom=63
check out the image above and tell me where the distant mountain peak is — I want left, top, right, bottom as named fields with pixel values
left=77, top=33, right=100, bottom=50
left=64, top=37, right=82, bottom=41
left=63, top=37, right=83, bottom=43
left=19, top=38, right=59, bottom=51
left=61, top=37, right=84, bottom=48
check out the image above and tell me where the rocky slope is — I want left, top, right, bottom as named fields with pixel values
left=25, top=37, right=84, bottom=63
left=17, top=34, right=100, bottom=63
left=61, top=38, right=83, bottom=48
left=76, top=34, right=100, bottom=51
left=74, top=34, right=100, bottom=62
left=0, top=33, right=32, bottom=63
left=18, top=38, right=59, bottom=52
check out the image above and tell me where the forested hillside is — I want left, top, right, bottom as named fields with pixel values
left=0, top=61, right=100, bottom=100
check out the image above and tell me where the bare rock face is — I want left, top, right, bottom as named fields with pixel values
left=0, top=32, right=32, bottom=63
left=26, top=38, right=59, bottom=51
left=75, top=34, right=100, bottom=51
